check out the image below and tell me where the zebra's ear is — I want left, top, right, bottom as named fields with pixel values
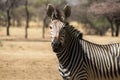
left=63, top=4, right=71, bottom=18
left=47, top=4, right=54, bottom=18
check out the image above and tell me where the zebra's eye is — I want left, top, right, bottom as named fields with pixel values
left=50, top=26, right=52, bottom=29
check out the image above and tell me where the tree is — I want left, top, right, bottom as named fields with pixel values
left=25, top=0, right=29, bottom=38
left=5, top=0, right=21, bottom=36
left=0, top=0, right=6, bottom=26
left=0, top=0, right=25, bottom=36
left=88, top=0, right=120, bottom=36
left=5, top=0, right=12, bottom=36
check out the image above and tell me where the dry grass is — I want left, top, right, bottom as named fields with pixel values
left=0, top=41, right=62, bottom=80
left=0, top=23, right=120, bottom=80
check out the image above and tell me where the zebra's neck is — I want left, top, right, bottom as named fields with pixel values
left=56, top=37, right=85, bottom=78
left=65, top=25, right=83, bottom=39
left=55, top=25, right=86, bottom=79
left=56, top=37, right=74, bottom=64
left=57, top=24, right=82, bottom=67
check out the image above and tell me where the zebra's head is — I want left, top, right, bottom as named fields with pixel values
left=47, top=4, right=71, bottom=52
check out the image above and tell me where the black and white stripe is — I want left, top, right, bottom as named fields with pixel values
left=47, top=4, right=120, bottom=80
left=53, top=24, right=120, bottom=80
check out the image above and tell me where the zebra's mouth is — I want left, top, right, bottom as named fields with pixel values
left=51, top=41, right=62, bottom=52
left=52, top=44, right=61, bottom=52
left=52, top=47, right=59, bottom=52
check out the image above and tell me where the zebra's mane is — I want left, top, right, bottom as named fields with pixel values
left=65, top=24, right=83, bottom=39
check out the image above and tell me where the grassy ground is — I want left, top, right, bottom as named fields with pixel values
left=0, top=26, right=120, bottom=80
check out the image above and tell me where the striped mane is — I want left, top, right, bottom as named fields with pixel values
left=65, top=24, right=83, bottom=39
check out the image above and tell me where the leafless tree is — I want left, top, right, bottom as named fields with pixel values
left=25, top=0, right=29, bottom=39
left=42, top=0, right=49, bottom=39
left=5, top=0, right=16, bottom=36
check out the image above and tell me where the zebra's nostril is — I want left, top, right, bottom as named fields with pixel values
left=52, top=41, right=61, bottom=48
left=57, top=41, right=61, bottom=46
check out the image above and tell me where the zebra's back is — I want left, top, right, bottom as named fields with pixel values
left=80, top=39, right=120, bottom=80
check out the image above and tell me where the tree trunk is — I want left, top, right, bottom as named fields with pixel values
left=25, top=0, right=29, bottom=39
left=6, top=9, right=11, bottom=36
left=110, top=22, right=115, bottom=36
left=106, top=16, right=115, bottom=36
left=42, top=15, right=47, bottom=39
left=6, top=0, right=16, bottom=36
left=115, top=23, right=119, bottom=36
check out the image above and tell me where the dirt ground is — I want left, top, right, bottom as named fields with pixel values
left=0, top=27, right=120, bottom=80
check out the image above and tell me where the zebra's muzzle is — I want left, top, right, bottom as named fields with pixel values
left=51, top=40, right=61, bottom=52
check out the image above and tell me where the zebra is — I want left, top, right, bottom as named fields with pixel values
left=47, top=4, right=120, bottom=80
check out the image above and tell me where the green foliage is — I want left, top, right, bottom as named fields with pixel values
left=52, top=0, right=61, bottom=4
left=0, top=10, right=6, bottom=18
left=13, top=5, right=25, bottom=19
left=35, top=0, right=66, bottom=5
left=36, top=0, right=47, bottom=3
left=0, top=10, right=6, bottom=26
left=89, top=17, right=110, bottom=35
left=93, top=17, right=110, bottom=28
left=35, top=0, right=47, bottom=6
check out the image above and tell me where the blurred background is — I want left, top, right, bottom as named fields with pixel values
left=0, top=0, right=120, bottom=80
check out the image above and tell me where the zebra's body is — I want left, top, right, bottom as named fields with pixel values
left=55, top=25, right=120, bottom=80
left=57, top=33, right=120, bottom=80
left=80, top=40, right=120, bottom=80
left=46, top=4, right=120, bottom=80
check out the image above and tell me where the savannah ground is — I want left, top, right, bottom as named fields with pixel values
left=0, top=22, right=120, bottom=80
